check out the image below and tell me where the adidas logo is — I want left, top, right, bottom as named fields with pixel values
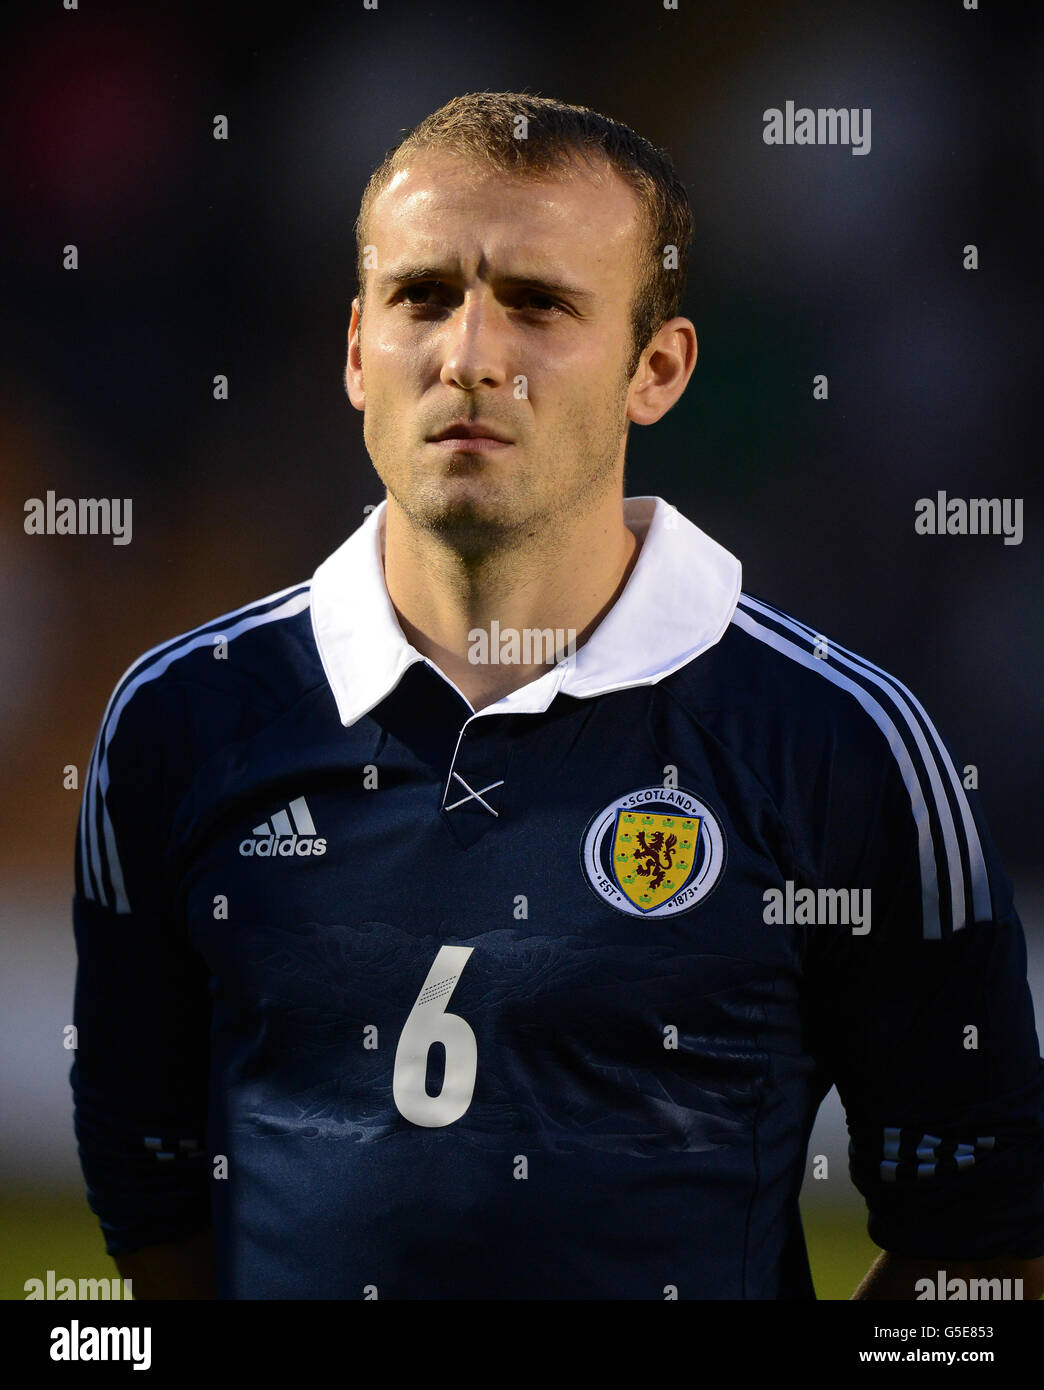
left=239, top=796, right=327, bottom=857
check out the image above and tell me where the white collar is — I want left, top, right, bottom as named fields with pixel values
left=310, top=496, right=742, bottom=726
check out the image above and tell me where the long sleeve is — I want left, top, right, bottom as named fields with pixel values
left=71, top=666, right=212, bottom=1254
left=804, top=705, right=1044, bottom=1260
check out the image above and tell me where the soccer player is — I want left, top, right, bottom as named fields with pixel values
left=71, top=92, right=1044, bottom=1300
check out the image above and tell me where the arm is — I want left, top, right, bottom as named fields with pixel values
left=822, top=910, right=1044, bottom=1299
left=803, top=689, right=1044, bottom=1291
left=72, top=673, right=214, bottom=1292
left=114, top=1228, right=218, bottom=1300
left=852, top=1251, right=1044, bottom=1301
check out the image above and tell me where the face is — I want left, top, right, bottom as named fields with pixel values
left=345, top=148, right=647, bottom=551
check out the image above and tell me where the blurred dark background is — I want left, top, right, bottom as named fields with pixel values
left=1, top=0, right=1040, bottom=1297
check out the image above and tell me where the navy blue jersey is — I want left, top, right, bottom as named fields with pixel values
left=71, top=496, right=1044, bottom=1298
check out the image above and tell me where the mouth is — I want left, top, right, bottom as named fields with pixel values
left=427, top=422, right=514, bottom=451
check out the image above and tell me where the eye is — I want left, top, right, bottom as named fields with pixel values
left=399, top=281, right=445, bottom=307
left=394, top=282, right=564, bottom=315
left=516, top=290, right=561, bottom=313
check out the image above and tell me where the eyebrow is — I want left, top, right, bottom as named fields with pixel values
left=374, top=265, right=597, bottom=304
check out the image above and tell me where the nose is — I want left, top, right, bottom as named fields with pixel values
left=439, top=289, right=509, bottom=392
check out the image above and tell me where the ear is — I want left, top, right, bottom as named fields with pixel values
left=625, top=317, right=698, bottom=426
left=345, top=298, right=365, bottom=411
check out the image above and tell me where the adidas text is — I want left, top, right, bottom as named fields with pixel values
left=239, top=834, right=326, bottom=857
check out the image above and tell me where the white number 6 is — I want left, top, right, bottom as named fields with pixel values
left=392, top=945, right=477, bottom=1127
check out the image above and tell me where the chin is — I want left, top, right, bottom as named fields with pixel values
left=420, top=468, right=510, bottom=512
left=411, top=482, right=526, bottom=552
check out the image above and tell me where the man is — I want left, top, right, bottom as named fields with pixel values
left=72, top=92, right=1044, bottom=1299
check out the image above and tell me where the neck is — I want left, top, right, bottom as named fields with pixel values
left=381, top=492, right=640, bottom=711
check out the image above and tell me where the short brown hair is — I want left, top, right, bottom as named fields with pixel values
left=355, top=91, right=694, bottom=377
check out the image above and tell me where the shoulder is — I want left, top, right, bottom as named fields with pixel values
left=95, top=580, right=318, bottom=749
left=663, top=590, right=995, bottom=936
left=721, top=592, right=966, bottom=793
left=77, top=581, right=321, bottom=910
left=83, top=579, right=318, bottom=824
left=668, top=589, right=920, bottom=761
